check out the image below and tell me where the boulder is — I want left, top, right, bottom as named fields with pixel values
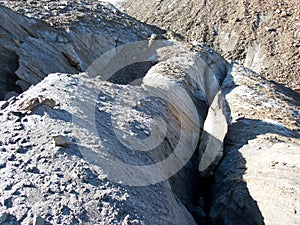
left=0, top=1, right=153, bottom=99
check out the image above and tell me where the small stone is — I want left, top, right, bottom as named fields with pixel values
left=18, top=97, right=56, bottom=111
left=281, top=11, right=287, bottom=16
left=53, top=135, right=72, bottom=148
left=264, top=27, right=276, bottom=32
left=98, top=107, right=106, bottom=112
left=149, top=33, right=158, bottom=40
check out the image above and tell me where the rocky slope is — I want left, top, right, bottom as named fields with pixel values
left=0, top=0, right=153, bottom=100
left=120, top=0, right=300, bottom=90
